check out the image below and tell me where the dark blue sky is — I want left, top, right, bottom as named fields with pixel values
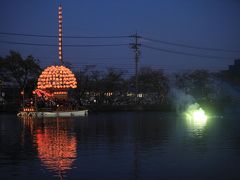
left=0, top=0, right=240, bottom=74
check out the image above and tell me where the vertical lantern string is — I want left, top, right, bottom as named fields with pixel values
left=58, top=5, right=63, bottom=65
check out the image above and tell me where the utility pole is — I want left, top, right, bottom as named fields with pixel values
left=130, top=32, right=141, bottom=93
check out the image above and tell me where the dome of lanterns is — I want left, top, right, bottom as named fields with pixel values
left=37, top=65, right=77, bottom=90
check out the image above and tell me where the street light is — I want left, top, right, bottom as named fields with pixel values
left=21, top=89, right=24, bottom=108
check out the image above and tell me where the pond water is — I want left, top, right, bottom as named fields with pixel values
left=0, top=109, right=240, bottom=179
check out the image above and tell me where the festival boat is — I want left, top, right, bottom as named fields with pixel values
left=17, top=89, right=88, bottom=118
left=18, top=5, right=88, bottom=118
left=17, top=108, right=88, bottom=118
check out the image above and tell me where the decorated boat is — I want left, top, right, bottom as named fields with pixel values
left=18, top=5, right=88, bottom=118
left=17, top=108, right=88, bottom=118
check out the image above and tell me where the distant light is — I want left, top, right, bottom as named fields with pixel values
left=192, top=108, right=207, bottom=123
left=185, top=103, right=208, bottom=128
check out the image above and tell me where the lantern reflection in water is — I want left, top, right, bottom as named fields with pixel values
left=36, top=118, right=77, bottom=177
left=20, top=117, right=77, bottom=178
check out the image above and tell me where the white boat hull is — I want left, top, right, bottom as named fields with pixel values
left=18, top=110, right=88, bottom=118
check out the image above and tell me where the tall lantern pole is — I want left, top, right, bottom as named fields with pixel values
left=58, top=5, right=63, bottom=65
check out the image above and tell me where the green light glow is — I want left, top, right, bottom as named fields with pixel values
left=193, top=108, right=207, bottom=122
left=185, top=103, right=208, bottom=127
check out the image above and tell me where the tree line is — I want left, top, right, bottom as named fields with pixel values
left=0, top=51, right=238, bottom=107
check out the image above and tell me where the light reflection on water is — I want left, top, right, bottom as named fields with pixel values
left=36, top=119, right=76, bottom=178
left=21, top=117, right=77, bottom=179
left=0, top=111, right=240, bottom=180
left=185, top=114, right=208, bottom=139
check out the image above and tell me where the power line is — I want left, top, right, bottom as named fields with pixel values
left=0, top=40, right=129, bottom=47
left=0, top=39, right=236, bottom=60
left=38, top=57, right=134, bottom=60
left=68, top=66, right=227, bottom=74
left=69, top=65, right=227, bottom=69
left=142, top=44, right=234, bottom=60
left=39, top=61, right=228, bottom=68
left=1, top=31, right=239, bottom=53
left=0, top=32, right=130, bottom=39
left=142, top=36, right=240, bottom=53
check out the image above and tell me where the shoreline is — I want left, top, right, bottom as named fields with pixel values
left=0, top=104, right=173, bottom=114
left=0, top=102, right=227, bottom=114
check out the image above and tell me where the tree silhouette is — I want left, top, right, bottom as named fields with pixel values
left=0, top=51, right=41, bottom=96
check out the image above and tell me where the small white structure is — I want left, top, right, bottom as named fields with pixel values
left=17, top=109, right=88, bottom=118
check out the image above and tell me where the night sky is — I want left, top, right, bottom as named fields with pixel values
left=0, top=0, right=240, bottom=74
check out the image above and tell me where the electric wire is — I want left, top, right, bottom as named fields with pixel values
left=0, top=40, right=129, bottom=47
left=0, top=40, right=235, bottom=59
left=142, top=44, right=234, bottom=60
left=0, top=31, right=239, bottom=53
left=0, top=32, right=130, bottom=39
left=142, top=36, right=240, bottom=53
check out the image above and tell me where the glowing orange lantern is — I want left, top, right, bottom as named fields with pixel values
left=37, top=65, right=77, bottom=90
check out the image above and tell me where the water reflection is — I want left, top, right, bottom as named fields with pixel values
left=21, top=117, right=77, bottom=179
left=1, top=111, right=240, bottom=179
left=185, top=114, right=208, bottom=139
